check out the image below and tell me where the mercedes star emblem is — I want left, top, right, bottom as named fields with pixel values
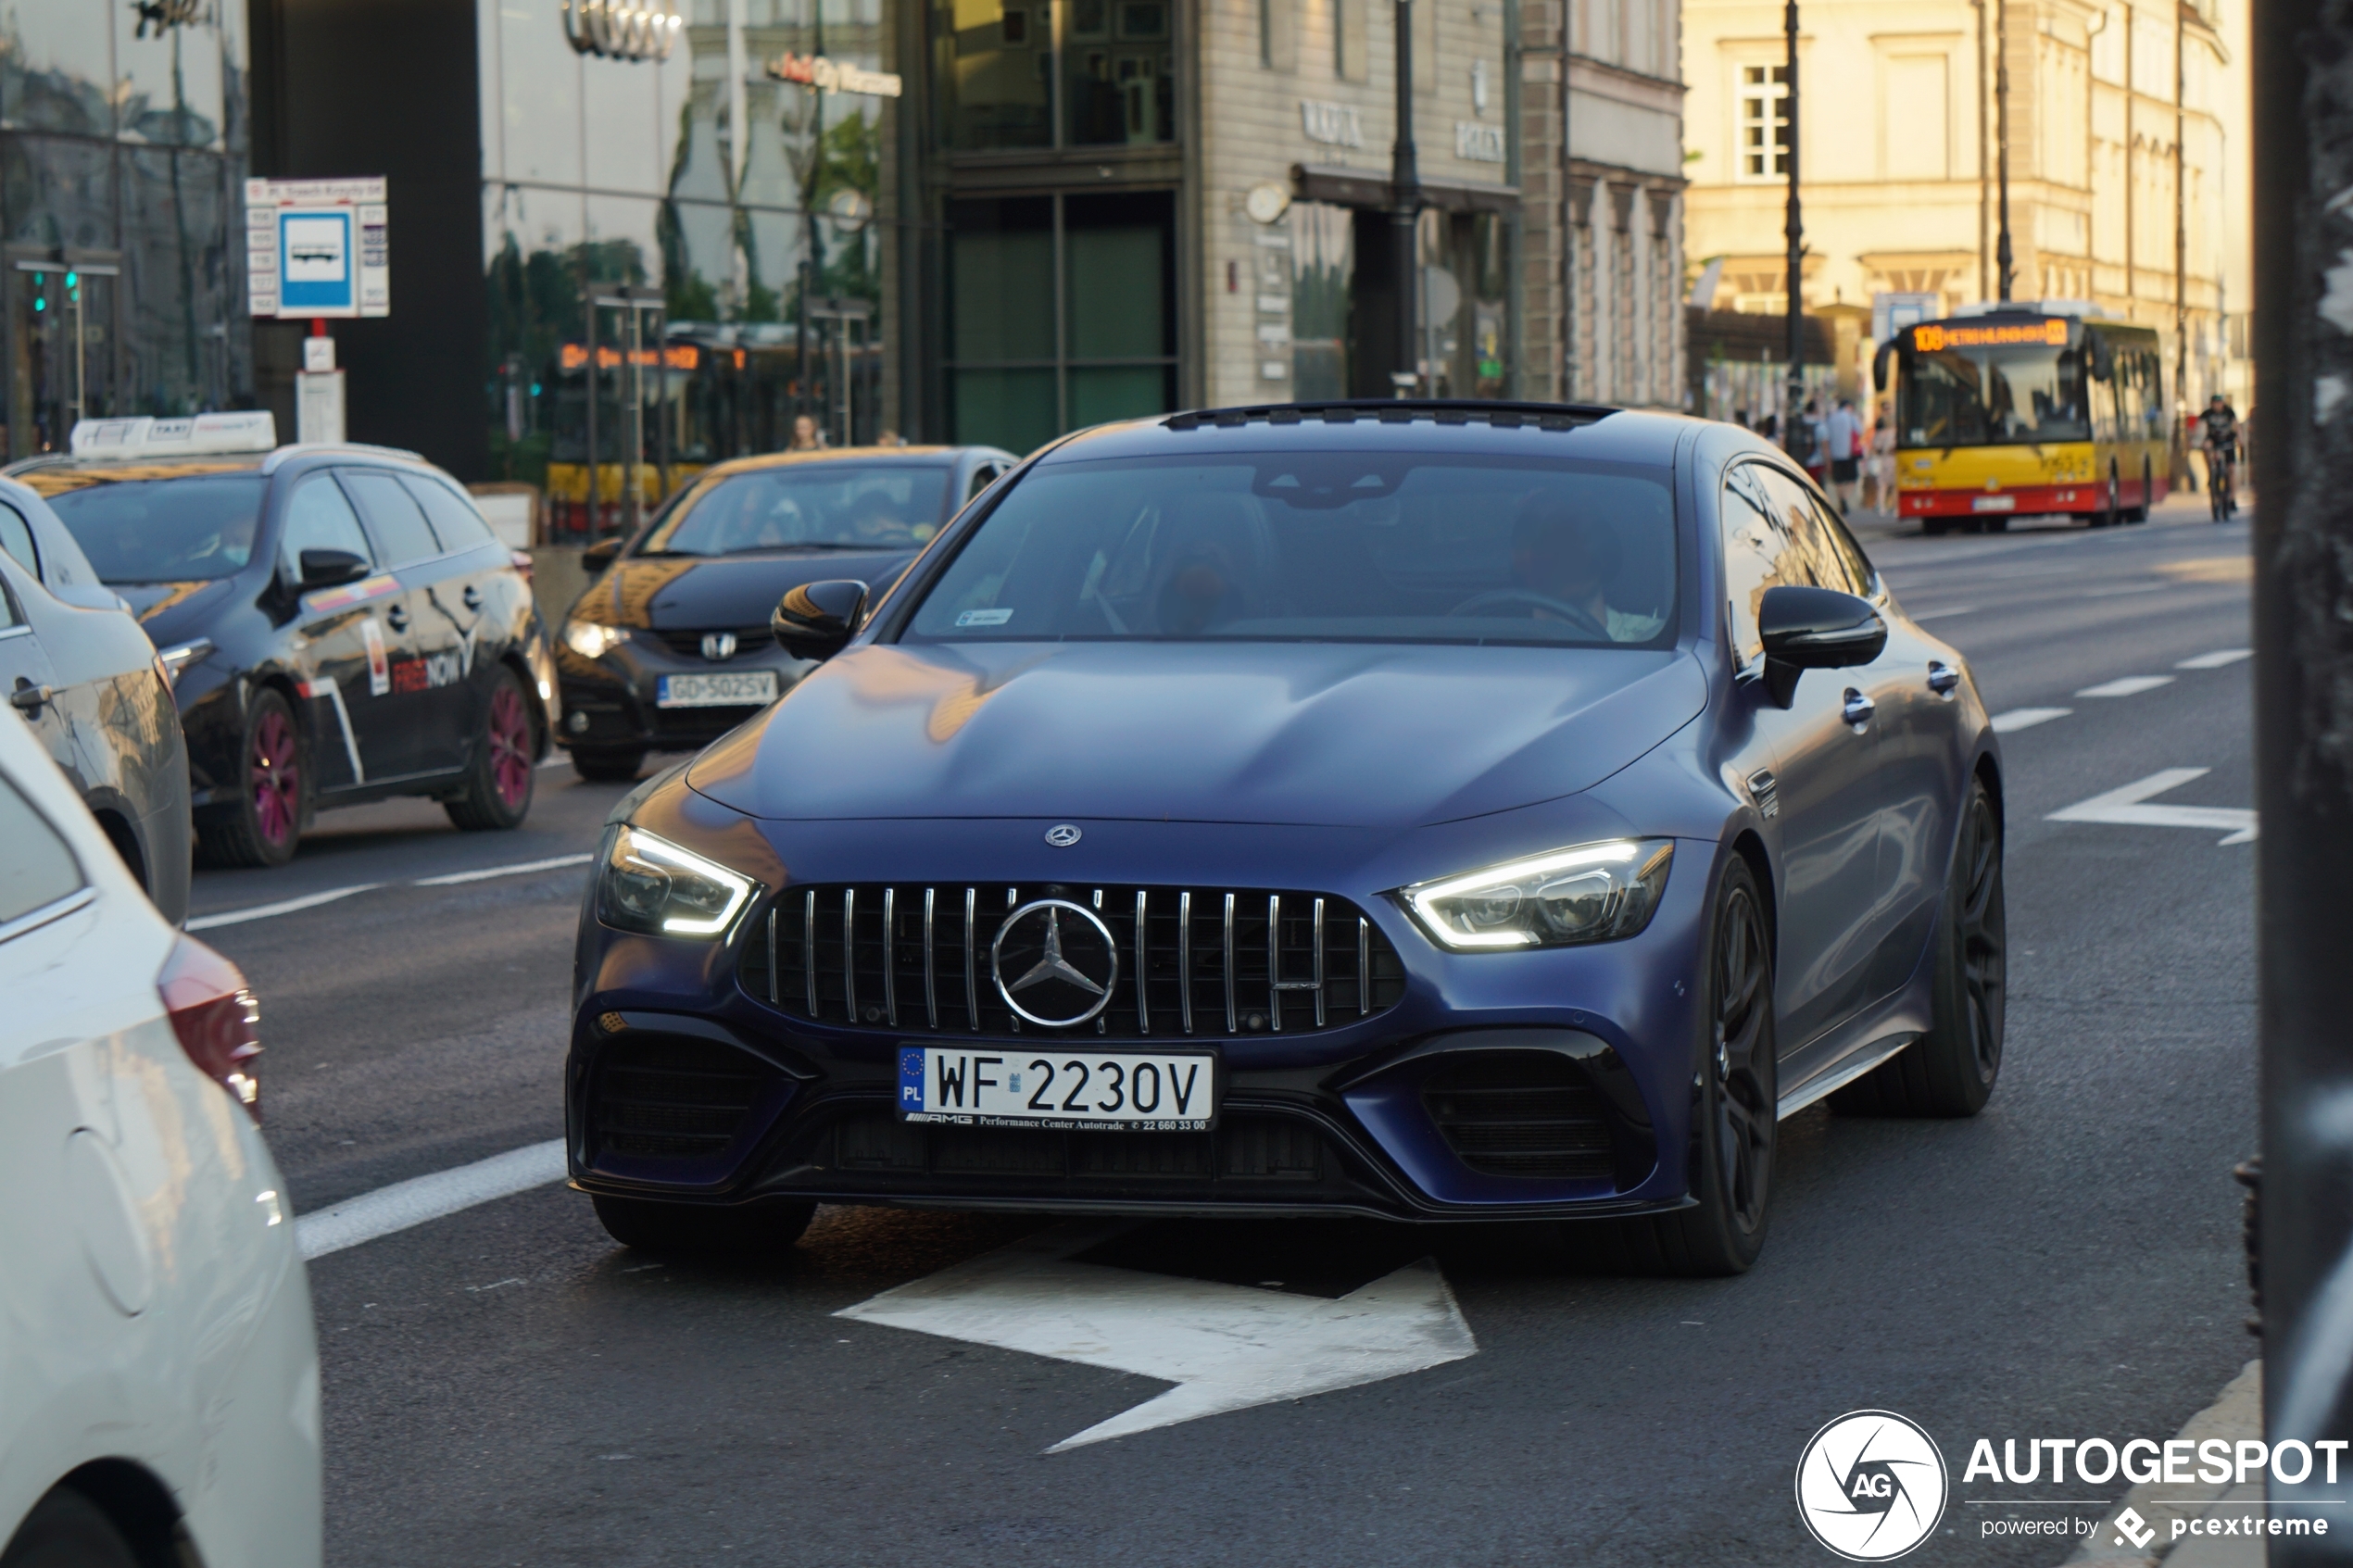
left=1044, top=823, right=1082, bottom=847
left=991, top=899, right=1120, bottom=1027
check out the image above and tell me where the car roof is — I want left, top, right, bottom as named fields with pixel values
left=1031, top=402, right=1694, bottom=469
left=9, top=457, right=268, bottom=497
left=694, top=445, right=991, bottom=482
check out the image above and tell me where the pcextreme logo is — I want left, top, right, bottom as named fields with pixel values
left=1795, top=1411, right=1950, bottom=1562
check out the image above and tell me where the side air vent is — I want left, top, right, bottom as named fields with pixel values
left=1421, top=1052, right=1617, bottom=1181
left=592, top=1034, right=775, bottom=1160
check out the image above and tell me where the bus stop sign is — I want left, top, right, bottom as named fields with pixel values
left=246, top=177, right=388, bottom=319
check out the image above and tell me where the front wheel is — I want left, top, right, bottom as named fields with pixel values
left=202, top=686, right=304, bottom=868
left=445, top=667, right=536, bottom=831
left=593, top=1193, right=817, bottom=1258
left=1833, top=777, right=2007, bottom=1116
left=571, top=745, right=647, bottom=783
left=1607, top=855, right=1777, bottom=1276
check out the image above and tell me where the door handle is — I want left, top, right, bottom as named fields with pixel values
left=385, top=604, right=409, bottom=632
left=9, top=679, right=51, bottom=717
left=1842, top=688, right=1876, bottom=728
left=1927, top=660, right=1960, bottom=696
left=462, top=584, right=483, bottom=611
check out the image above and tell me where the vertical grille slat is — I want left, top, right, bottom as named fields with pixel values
left=755, top=883, right=1405, bottom=1038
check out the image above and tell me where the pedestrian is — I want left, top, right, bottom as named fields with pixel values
left=1796, top=397, right=1828, bottom=485
left=788, top=412, right=826, bottom=451
left=875, top=429, right=908, bottom=447
left=1866, top=408, right=1894, bottom=511
left=1755, top=411, right=1779, bottom=445
left=1825, top=396, right=1864, bottom=514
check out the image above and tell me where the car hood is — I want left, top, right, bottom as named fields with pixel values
left=112, top=578, right=241, bottom=645
left=686, top=640, right=1709, bottom=829
left=586, top=549, right=921, bottom=631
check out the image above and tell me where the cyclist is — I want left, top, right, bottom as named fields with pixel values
left=2200, top=395, right=2241, bottom=521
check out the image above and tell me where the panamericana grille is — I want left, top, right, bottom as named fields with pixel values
left=1421, top=1053, right=1617, bottom=1181
left=592, top=1034, right=775, bottom=1160
left=737, top=884, right=1406, bottom=1037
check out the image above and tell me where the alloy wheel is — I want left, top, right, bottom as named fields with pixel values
left=250, top=706, right=299, bottom=849
left=489, top=684, right=534, bottom=809
left=1712, top=882, right=1773, bottom=1234
left=1955, top=792, right=2007, bottom=1083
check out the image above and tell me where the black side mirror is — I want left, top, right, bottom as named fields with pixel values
left=1872, top=339, right=1895, bottom=394
left=583, top=537, right=624, bottom=570
left=1758, top=584, right=1887, bottom=706
left=298, top=548, right=369, bottom=589
left=773, top=578, right=870, bottom=661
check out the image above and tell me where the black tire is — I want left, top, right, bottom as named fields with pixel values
left=2096, top=465, right=2120, bottom=529
left=1923, top=519, right=1950, bottom=537
left=571, top=746, right=647, bottom=784
left=0, top=1488, right=140, bottom=1568
left=201, top=686, right=304, bottom=869
left=1606, top=855, right=1777, bottom=1276
left=593, top=1193, right=816, bottom=1258
left=1986, top=515, right=2009, bottom=533
left=2128, top=458, right=2155, bottom=522
left=445, top=666, right=537, bottom=832
left=1831, top=777, right=2007, bottom=1117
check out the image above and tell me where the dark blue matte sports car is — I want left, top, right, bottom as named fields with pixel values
left=567, top=401, right=2005, bottom=1275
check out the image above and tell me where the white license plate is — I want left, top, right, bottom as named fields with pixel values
left=657, top=671, right=779, bottom=708
left=1971, top=495, right=2017, bottom=512
left=899, top=1046, right=1217, bottom=1131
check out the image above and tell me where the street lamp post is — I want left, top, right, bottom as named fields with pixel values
left=1782, top=0, right=1803, bottom=445
left=1994, top=0, right=2014, bottom=300
left=1393, top=0, right=1420, bottom=395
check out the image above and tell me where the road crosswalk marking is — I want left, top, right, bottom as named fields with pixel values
left=2046, top=768, right=2257, bottom=845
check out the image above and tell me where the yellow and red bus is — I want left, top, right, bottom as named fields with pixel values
left=1874, top=307, right=2171, bottom=533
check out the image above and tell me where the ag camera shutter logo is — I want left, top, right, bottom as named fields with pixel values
left=1795, top=1411, right=1949, bottom=1561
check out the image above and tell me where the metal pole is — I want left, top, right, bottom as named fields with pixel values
left=1994, top=0, right=2013, bottom=300
left=1392, top=0, right=1419, bottom=395
left=624, top=302, right=642, bottom=538
left=1975, top=0, right=1989, bottom=301
left=1782, top=0, right=1803, bottom=444
left=654, top=302, right=670, bottom=502
left=584, top=293, right=599, bottom=539
left=71, top=274, right=85, bottom=423
left=2173, top=0, right=2189, bottom=473
left=2253, top=0, right=2353, bottom=1546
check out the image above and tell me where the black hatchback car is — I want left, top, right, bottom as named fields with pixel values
left=14, top=427, right=559, bottom=866
left=557, top=445, right=1014, bottom=781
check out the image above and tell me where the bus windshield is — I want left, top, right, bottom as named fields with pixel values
left=1898, top=342, right=2090, bottom=446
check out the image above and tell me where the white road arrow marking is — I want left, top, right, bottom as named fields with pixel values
left=836, top=1221, right=1478, bottom=1452
left=2046, top=767, right=2257, bottom=844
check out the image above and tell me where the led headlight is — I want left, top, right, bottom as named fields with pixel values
left=564, top=619, right=631, bottom=659
left=1400, top=839, right=1675, bottom=950
left=597, top=824, right=759, bottom=938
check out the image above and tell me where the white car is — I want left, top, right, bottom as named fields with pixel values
left=0, top=707, right=319, bottom=1567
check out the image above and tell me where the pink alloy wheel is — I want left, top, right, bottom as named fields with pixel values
left=250, top=707, right=299, bottom=847
left=489, top=684, right=533, bottom=809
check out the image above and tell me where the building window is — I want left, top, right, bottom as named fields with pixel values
left=1739, top=64, right=1790, bottom=180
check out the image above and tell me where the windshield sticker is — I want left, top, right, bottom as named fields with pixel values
left=955, top=608, right=1013, bottom=627
left=303, top=572, right=400, bottom=614
left=362, top=617, right=391, bottom=696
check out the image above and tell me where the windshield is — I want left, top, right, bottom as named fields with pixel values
left=1898, top=342, right=2090, bottom=445
left=642, top=465, right=952, bottom=556
left=905, top=454, right=1678, bottom=647
left=44, top=474, right=267, bottom=583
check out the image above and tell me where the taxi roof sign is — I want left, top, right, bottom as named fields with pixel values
left=69, top=412, right=278, bottom=459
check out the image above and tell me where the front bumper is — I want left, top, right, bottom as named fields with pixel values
left=557, top=635, right=811, bottom=753
left=565, top=821, right=1719, bottom=1223
left=1898, top=483, right=2101, bottom=518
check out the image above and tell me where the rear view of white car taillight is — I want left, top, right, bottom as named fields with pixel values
left=157, top=935, right=262, bottom=1119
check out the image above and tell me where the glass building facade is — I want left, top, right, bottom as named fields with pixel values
left=1, top=0, right=254, bottom=458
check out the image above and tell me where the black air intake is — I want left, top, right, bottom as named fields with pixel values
left=1421, top=1052, right=1617, bottom=1181
left=591, top=1033, right=775, bottom=1160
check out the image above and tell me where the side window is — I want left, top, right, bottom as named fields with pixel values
left=342, top=470, right=442, bottom=567
left=400, top=474, right=498, bottom=554
left=0, top=503, right=38, bottom=579
left=1754, top=466, right=1858, bottom=596
left=278, top=475, right=374, bottom=579
left=1720, top=464, right=1806, bottom=668
left=0, top=566, right=25, bottom=631
left=967, top=464, right=999, bottom=502
left=0, top=771, right=84, bottom=927
left=1817, top=503, right=1878, bottom=597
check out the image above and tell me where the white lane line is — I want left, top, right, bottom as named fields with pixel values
left=2046, top=768, right=2257, bottom=845
left=1990, top=707, right=2072, bottom=734
left=1909, top=605, right=1978, bottom=621
left=2082, top=582, right=2169, bottom=597
left=296, top=1138, right=568, bottom=1261
left=2076, top=675, right=2176, bottom=698
left=838, top=1221, right=1478, bottom=1452
left=2179, top=647, right=2253, bottom=669
left=186, top=884, right=381, bottom=932
left=414, top=852, right=594, bottom=887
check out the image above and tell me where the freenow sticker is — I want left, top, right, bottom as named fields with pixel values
left=955, top=608, right=1013, bottom=627
left=361, top=617, right=390, bottom=696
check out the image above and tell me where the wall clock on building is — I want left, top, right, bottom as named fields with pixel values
left=1244, top=181, right=1291, bottom=224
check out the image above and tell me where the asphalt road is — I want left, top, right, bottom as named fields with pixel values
left=197, top=496, right=2259, bottom=1567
